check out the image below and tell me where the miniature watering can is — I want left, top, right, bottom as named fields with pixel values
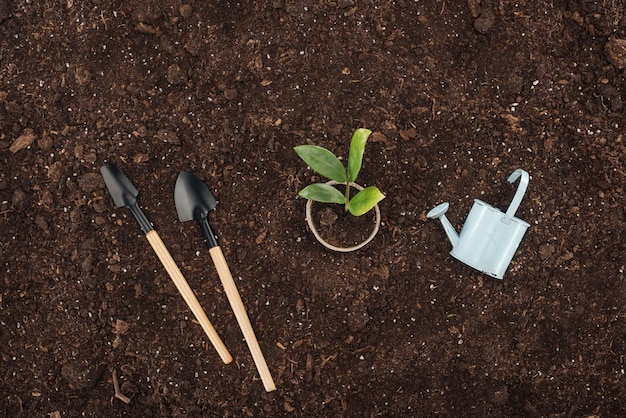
left=427, top=169, right=530, bottom=279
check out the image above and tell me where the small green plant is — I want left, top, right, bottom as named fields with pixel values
left=294, top=128, right=385, bottom=216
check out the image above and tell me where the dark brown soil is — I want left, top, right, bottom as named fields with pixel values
left=1, top=1, right=625, bottom=416
left=310, top=203, right=378, bottom=247
left=307, top=183, right=381, bottom=249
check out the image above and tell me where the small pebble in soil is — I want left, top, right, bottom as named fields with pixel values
left=81, top=254, right=93, bottom=272
left=474, top=7, right=495, bottom=34
left=35, top=215, right=50, bottom=234
left=319, top=207, right=338, bottom=226
left=11, top=188, right=29, bottom=210
left=597, top=83, right=623, bottom=111
left=61, top=361, right=105, bottom=390
left=605, top=38, right=626, bottom=70
left=166, top=64, right=187, bottom=85
left=347, top=302, right=370, bottom=332
left=78, top=172, right=103, bottom=193
left=223, top=88, right=238, bottom=100
left=37, top=133, right=54, bottom=150
left=179, top=4, right=192, bottom=19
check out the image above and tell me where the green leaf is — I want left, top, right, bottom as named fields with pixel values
left=294, top=145, right=347, bottom=183
left=298, top=183, right=346, bottom=204
left=347, top=128, right=371, bottom=183
left=347, top=186, right=385, bottom=216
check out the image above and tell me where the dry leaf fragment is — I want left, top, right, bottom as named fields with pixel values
left=255, top=230, right=267, bottom=244
left=10, top=128, right=37, bottom=153
left=38, top=132, right=54, bottom=150
left=500, top=113, right=520, bottom=131
left=467, top=0, right=482, bottom=18
left=113, top=319, right=129, bottom=335
left=369, top=131, right=391, bottom=146
left=136, top=22, right=157, bottom=34
left=543, top=136, right=557, bottom=151
left=399, top=128, right=417, bottom=140
left=133, top=153, right=150, bottom=164
left=74, top=67, right=91, bottom=86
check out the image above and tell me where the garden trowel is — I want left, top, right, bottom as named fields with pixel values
left=100, top=162, right=232, bottom=364
left=174, top=170, right=276, bottom=392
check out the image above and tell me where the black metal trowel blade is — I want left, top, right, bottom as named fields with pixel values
left=100, top=162, right=139, bottom=208
left=174, top=171, right=218, bottom=222
left=100, top=162, right=152, bottom=234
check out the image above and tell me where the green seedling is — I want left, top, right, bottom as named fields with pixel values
left=294, top=128, right=385, bottom=216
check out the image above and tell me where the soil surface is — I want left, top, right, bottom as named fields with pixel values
left=1, top=1, right=625, bottom=417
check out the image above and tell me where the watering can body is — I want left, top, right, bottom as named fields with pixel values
left=427, top=169, right=530, bottom=279
left=450, top=199, right=529, bottom=279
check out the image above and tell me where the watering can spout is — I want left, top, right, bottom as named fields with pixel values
left=426, top=203, right=460, bottom=247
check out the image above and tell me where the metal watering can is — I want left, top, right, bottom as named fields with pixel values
left=427, top=169, right=530, bottom=279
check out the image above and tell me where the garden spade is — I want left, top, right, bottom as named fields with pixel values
left=174, top=171, right=276, bottom=392
left=100, top=162, right=232, bottom=364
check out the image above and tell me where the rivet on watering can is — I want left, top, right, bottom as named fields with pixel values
left=427, top=169, right=531, bottom=280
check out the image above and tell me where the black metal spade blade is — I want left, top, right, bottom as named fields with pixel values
left=100, top=162, right=139, bottom=208
left=174, top=171, right=219, bottom=247
left=100, top=162, right=152, bottom=234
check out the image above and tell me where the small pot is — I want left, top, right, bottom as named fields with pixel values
left=305, top=181, right=381, bottom=252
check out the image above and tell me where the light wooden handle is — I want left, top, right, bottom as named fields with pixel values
left=209, top=246, right=276, bottom=392
left=146, top=230, right=232, bottom=364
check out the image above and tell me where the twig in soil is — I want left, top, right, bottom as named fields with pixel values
left=320, top=353, right=337, bottom=368
left=345, top=345, right=373, bottom=356
left=431, top=96, right=437, bottom=119
left=111, top=369, right=131, bottom=404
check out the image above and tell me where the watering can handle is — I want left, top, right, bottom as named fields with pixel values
left=504, top=169, right=529, bottom=221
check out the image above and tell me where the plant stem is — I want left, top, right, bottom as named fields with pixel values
left=344, top=181, right=351, bottom=213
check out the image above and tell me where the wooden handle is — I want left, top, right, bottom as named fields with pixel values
left=209, top=246, right=276, bottom=392
left=146, top=230, right=232, bottom=364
